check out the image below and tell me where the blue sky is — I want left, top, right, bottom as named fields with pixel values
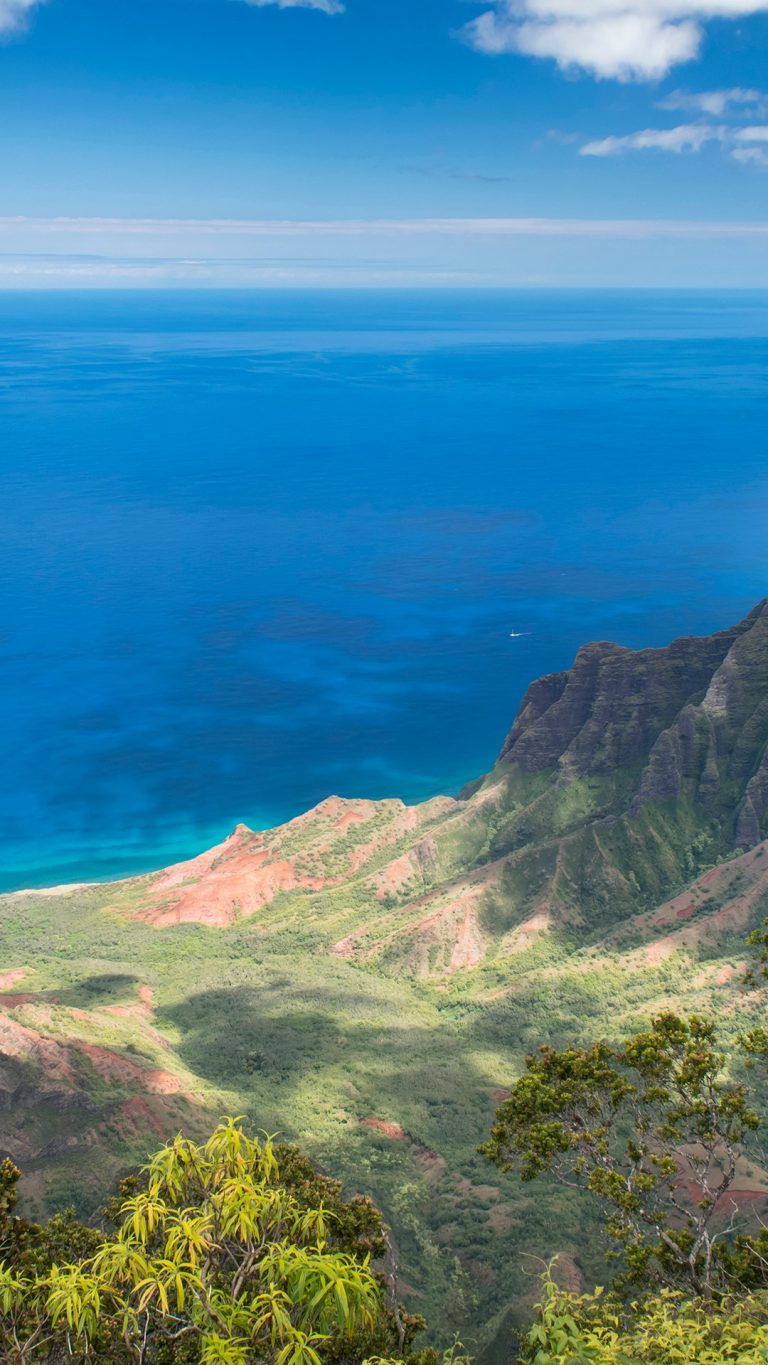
left=2, top=0, right=768, bottom=285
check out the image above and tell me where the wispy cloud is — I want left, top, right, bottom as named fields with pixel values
left=736, top=124, right=768, bottom=142
left=0, top=256, right=465, bottom=286
left=449, top=169, right=515, bottom=184
left=403, top=161, right=516, bottom=184
left=241, top=0, right=344, bottom=11
left=461, top=2, right=768, bottom=82
left=658, top=87, right=767, bottom=116
left=5, top=215, right=768, bottom=239
left=732, top=146, right=768, bottom=166
left=4, top=218, right=768, bottom=287
left=0, top=0, right=46, bottom=36
left=732, top=126, right=768, bottom=167
left=581, top=124, right=726, bottom=156
left=580, top=120, right=768, bottom=165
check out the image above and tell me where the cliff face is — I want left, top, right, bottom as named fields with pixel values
left=82, top=599, right=768, bottom=979
left=500, top=602, right=766, bottom=791
left=506, top=599, right=768, bottom=839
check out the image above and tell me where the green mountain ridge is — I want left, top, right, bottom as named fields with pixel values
left=1, top=601, right=768, bottom=1352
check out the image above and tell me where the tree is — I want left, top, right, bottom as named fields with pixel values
left=745, top=916, right=768, bottom=988
left=0, top=1118, right=430, bottom=1364
left=481, top=1013, right=761, bottom=1298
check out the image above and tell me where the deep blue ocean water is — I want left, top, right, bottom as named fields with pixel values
left=1, top=289, right=767, bottom=892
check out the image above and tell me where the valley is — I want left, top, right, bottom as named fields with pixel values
left=2, top=600, right=768, bottom=1353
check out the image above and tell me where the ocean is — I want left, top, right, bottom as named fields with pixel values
left=1, top=289, right=767, bottom=892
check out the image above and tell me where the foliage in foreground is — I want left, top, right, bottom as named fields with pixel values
left=483, top=1011, right=768, bottom=1298
left=0, top=1118, right=429, bottom=1364
left=484, top=916, right=768, bottom=1358
left=518, top=1270, right=768, bottom=1364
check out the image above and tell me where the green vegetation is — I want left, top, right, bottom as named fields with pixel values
left=483, top=1012, right=762, bottom=1297
left=1, top=602, right=767, bottom=1354
left=485, top=939, right=768, bottom=1360
left=4, top=881, right=768, bottom=1357
left=6, top=997, right=768, bottom=1362
left=2, top=865, right=768, bottom=1354
left=0, top=1118, right=429, bottom=1364
left=518, top=1273, right=768, bottom=1363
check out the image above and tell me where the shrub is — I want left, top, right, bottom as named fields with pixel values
left=519, top=1270, right=768, bottom=1364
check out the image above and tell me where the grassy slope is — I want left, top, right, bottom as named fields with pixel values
left=2, top=604, right=768, bottom=1351
left=2, top=856, right=767, bottom=1354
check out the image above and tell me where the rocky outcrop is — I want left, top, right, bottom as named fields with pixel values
left=737, top=746, right=768, bottom=849
left=128, top=795, right=455, bottom=928
left=499, top=603, right=766, bottom=782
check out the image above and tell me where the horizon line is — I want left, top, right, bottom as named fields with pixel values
left=5, top=215, right=768, bottom=240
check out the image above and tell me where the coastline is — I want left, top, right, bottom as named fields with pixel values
left=0, top=770, right=478, bottom=899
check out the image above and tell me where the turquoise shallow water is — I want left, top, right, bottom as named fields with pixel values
left=1, top=289, right=767, bottom=891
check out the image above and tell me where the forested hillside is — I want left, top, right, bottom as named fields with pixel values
left=2, top=603, right=768, bottom=1353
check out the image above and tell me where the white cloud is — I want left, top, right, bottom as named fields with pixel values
left=0, top=0, right=46, bottom=35
left=461, top=2, right=768, bottom=82
left=658, top=86, right=766, bottom=114
left=579, top=118, right=768, bottom=161
left=241, top=0, right=344, bottom=12
left=731, top=145, right=768, bottom=165
left=580, top=122, right=725, bottom=155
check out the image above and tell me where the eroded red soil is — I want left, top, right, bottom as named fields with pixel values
left=362, top=1118, right=407, bottom=1139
